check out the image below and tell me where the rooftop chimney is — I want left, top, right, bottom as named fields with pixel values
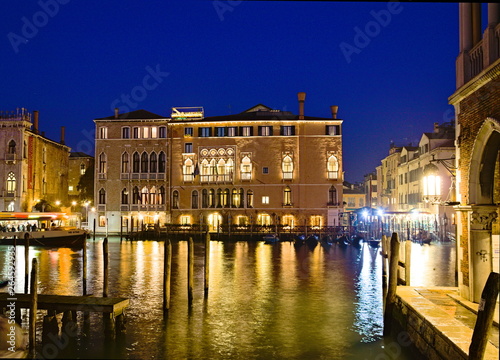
left=330, top=106, right=338, bottom=119
left=298, top=92, right=306, bottom=120
left=33, top=110, right=39, bottom=134
left=60, top=126, right=65, bottom=145
left=434, top=122, right=439, bottom=133
left=114, top=107, right=119, bottom=119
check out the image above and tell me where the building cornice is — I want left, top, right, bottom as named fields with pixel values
left=449, top=59, right=500, bottom=105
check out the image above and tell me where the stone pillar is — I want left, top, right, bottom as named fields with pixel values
left=460, top=3, right=473, bottom=52
left=488, top=3, right=500, bottom=26
left=471, top=3, right=482, bottom=46
left=484, top=3, right=500, bottom=66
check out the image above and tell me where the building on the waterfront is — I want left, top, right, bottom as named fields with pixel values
left=374, top=122, right=456, bottom=240
left=168, top=93, right=344, bottom=232
left=448, top=3, right=500, bottom=302
left=363, top=172, right=378, bottom=208
left=92, top=109, right=169, bottom=233
left=343, top=182, right=365, bottom=212
left=68, top=152, right=94, bottom=201
left=0, top=109, right=70, bottom=212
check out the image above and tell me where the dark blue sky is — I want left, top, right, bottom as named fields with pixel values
left=1, top=1, right=459, bottom=182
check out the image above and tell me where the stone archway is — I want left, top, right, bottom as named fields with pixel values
left=468, top=117, right=500, bottom=205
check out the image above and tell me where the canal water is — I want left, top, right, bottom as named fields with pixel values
left=1, top=237, right=456, bottom=359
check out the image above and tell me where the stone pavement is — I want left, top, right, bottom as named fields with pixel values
left=395, top=286, right=499, bottom=360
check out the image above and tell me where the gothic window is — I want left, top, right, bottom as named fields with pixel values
left=132, top=186, right=140, bottom=204
left=150, top=186, right=157, bottom=205
left=8, top=140, right=16, bottom=154
left=247, top=190, right=254, bottom=208
left=241, top=156, right=252, bottom=180
left=232, top=188, right=240, bottom=208
left=122, top=127, right=130, bottom=139
left=282, top=155, right=293, bottom=180
left=327, top=155, right=339, bottom=179
left=183, top=158, right=194, bottom=182
left=141, top=186, right=148, bottom=204
left=223, top=188, right=230, bottom=208
left=159, top=186, right=166, bottom=204
left=202, top=189, right=208, bottom=208
left=121, top=152, right=129, bottom=173
left=132, top=152, right=140, bottom=173
left=200, top=159, right=210, bottom=182
left=98, top=188, right=106, bottom=204
left=283, top=186, right=292, bottom=206
left=172, top=190, right=179, bottom=209
left=6, top=172, right=16, bottom=194
left=208, top=189, right=215, bottom=208
left=121, top=188, right=129, bottom=204
left=192, top=190, right=199, bottom=209
left=216, top=188, right=223, bottom=208
left=158, top=152, right=166, bottom=173
left=159, top=126, right=166, bottom=138
left=141, top=152, right=149, bottom=173
left=99, top=153, right=107, bottom=174
left=239, top=188, right=244, bottom=208
left=150, top=152, right=157, bottom=173
left=328, top=186, right=337, bottom=205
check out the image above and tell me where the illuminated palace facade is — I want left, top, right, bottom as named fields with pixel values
left=92, top=94, right=344, bottom=233
left=0, top=109, right=70, bottom=212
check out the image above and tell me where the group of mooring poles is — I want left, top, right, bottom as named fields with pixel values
left=162, top=232, right=211, bottom=312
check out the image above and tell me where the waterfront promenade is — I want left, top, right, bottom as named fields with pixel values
left=394, top=286, right=499, bottom=360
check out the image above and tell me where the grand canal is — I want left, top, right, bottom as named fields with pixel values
left=1, top=237, right=456, bottom=359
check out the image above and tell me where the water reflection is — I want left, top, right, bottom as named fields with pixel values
left=0, top=239, right=455, bottom=359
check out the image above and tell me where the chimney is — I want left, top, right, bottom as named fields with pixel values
left=33, top=110, right=39, bottom=134
left=114, top=108, right=119, bottom=119
left=298, top=92, right=306, bottom=120
left=330, top=106, right=338, bottom=119
left=434, top=122, right=439, bottom=133
left=60, top=126, right=65, bottom=145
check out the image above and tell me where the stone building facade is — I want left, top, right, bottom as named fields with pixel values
left=68, top=152, right=94, bottom=201
left=448, top=3, right=500, bottom=302
left=0, top=109, right=70, bottom=212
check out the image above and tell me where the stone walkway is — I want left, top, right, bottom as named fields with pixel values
left=396, top=286, right=499, bottom=360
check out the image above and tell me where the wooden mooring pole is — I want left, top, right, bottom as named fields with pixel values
left=83, top=237, right=87, bottom=296
left=381, top=235, right=388, bottom=290
left=469, top=272, right=500, bottom=360
left=29, top=258, right=38, bottom=358
left=188, top=237, right=194, bottom=304
left=383, top=232, right=400, bottom=337
left=24, top=233, right=29, bottom=294
left=404, top=239, right=411, bottom=286
left=103, top=237, right=109, bottom=298
left=163, top=239, right=172, bottom=311
left=204, top=231, right=210, bottom=297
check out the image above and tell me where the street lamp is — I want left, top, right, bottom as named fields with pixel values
left=423, top=163, right=441, bottom=204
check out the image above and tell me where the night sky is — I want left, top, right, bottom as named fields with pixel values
left=1, top=1, right=460, bottom=182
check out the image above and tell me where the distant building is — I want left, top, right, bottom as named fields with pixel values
left=93, top=109, right=169, bottom=232
left=167, top=93, right=344, bottom=231
left=0, top=109, right=70, bottom=212
left=448, top=4, right=500, bottom=302
left=91, top=93, right=345, bottom=233
left=363, top=172, right=377, bottom=208
left=343, top=182, right=365, bottom=212
left=68, top=152, right=94, bottom=201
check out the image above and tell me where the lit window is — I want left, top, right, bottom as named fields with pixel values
left=258, top=126, right=273, bottom=136
left=99, top=153, right=107, bottom=174
left=259, top=213, right=271, bottom=226
left=282, top=155, right=293, bottom=179
left=247, top=190, right=254, bottom=208
left=240, top=126, right=253, bottom=136
left=172, top=190, right=179, bottom=209
left=99, top=216, right=106, bottom=227
left=80, top=163, right=86, bottom=175
left=326, top=125, right=341, bottom=135
left=68, top=185, right=74, bottom=191
left=99, top=127, right=108, bottom=139
left=227, top=127, right=237, bottom=137
left=283, top=186, right=292, bottom=206
left=151, top=127, right=157, bottom=138
left=181, top=215, right=191, bottom=225
left=183, top=158, right=194, bottom=182
left=327, top=155, right=339, bottom=179
left=240, top=156, right=252, bottom=180
left=143, top=127, right=149, bottom=138
left=7, top=172, right=16, bottom=194
left=262, top=196, right=269, bottom=204
left=311, top=215, right=322, bottom=227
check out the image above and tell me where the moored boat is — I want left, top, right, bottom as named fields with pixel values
left=263, top=234, right=279, bottom=244
left=0, top=212, right=87, bottom=248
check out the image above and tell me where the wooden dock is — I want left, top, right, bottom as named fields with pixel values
left=0, top=293, right=129, bottom=317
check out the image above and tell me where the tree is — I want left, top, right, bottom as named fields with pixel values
left=77, top=164, right=94, bottom=201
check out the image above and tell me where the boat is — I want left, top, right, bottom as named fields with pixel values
left=366, top=238, right=381, bottom=248
left=263, top=234, right=279, bottom=244
left=0, top=212, right=87, bottom=248
left=293, top=234, right=305, bottom=247
left=305, top=234, right=319, bottom=249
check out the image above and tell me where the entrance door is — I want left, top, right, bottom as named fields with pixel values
left=207, top=213, right=222, bottom=232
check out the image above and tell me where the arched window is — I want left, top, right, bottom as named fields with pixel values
left=141, top=186, right=148, bottom=204
left=132, top=186, right=140, bottom=204
left=247, top=190, right=254, bottom=208
left=216, top=188, right=223, bottom=208
left=158, top=152, right=166, bottom=173
left=150, top=186, right=157, bottom=205
left=201, top=159, right=210, bottom=182
left=232, top=188, right=240, bottom=208
left=98, top=188, right=106, bottom=204
left=141, top=152, right=149, bottom=173
left=172, top=190, right=179, bottom=209
left=327, top=155, right=339, bottom=179
left=328, top=185, right=337, bottom=205
left=283, top=186, right=292, bottom=206
left=80, top=163, right=86, bottom=175
left=121, top=188, right=129, bottom=204
left=199, top=189, right=207, bottom=208
left=183, top=158, right=194, bottom=182
left=122, top=152, right=129, bottom=173
left=241, top=156, right=252, bottom=180
left=208, top=189, right=215, bottom=208
left=223, top=188, right=230, bottom=208
left=159, top=186, right=165, bottom=204
left=192, top=190, right=199, bottom=209
left=8, top=140, right=16, bottom=154
left=133, top=152, right=140, bottom=173
left=282, top=155, right=293, bottom=179
left=23, top=141, right=27, bottom=158
left=99, top=153, right=107, bottom=174
left=150, top=152, right=157, bottom=173
left=6, top=172, right=16, bottom=194
left=225, top=158, right=234, bottom=181
left=239, top=188, right=244, bottom=208
left=217, top=159, right=225, bottom=181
